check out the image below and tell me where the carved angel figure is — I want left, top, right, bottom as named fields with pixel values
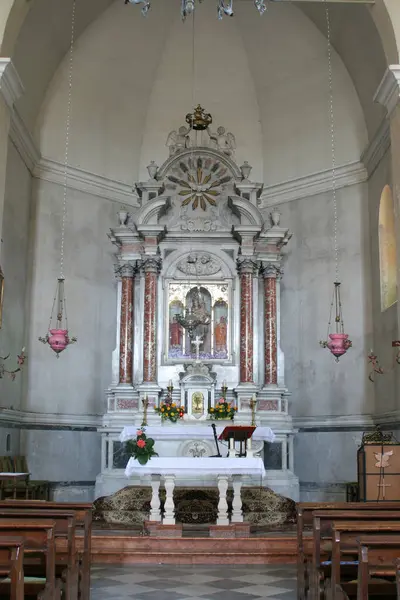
left=374, top=450, right=393, bottom=468
left=166, top=126, right=191, bottom=156
left=208, top=126, right=236, bottom=157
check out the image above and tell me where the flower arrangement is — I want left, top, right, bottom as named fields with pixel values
left=155, top=401, right=185, bottom=423
left=208, top=398, right=237, bottom=420
left=126, top=428, right=158, bottom=465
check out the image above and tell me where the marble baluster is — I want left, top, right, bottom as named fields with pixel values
left=142, top=258, right=161, bottom=383
left=263, top=264, right=279, bottom=385
left=163, top=475, right=176, bottom=525
left=231, top=476, right=243, bottom=523
left=118, top=263, right=135, bottom=385
left=149, top=475, right=161, bottom=521
left=238, top=259, right=256, bottom=384
left=216, top=475, right=230, bottom=525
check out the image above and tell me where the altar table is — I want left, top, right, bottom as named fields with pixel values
left=120, top=425, right=275, bottom=443
left=124, top=456, right=266, bottom=525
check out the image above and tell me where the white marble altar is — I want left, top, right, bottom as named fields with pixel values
left=124, top=456, right=266, bottom=525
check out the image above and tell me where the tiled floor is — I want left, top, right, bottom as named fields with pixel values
left=91, top=563, right=297, bottom=599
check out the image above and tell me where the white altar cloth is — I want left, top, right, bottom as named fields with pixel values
left=124, top=456, right=266, bottom=478
left=119, top=425, right=275, bottom=443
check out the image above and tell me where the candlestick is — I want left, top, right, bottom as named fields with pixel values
left=142, top=394, right=149, bottom=427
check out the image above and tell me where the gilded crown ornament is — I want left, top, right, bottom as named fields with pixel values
left=186, top=105, right=212, bottom=131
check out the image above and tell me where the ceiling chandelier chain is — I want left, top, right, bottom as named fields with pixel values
left=60, top=0, right=76, bottom=281
left=325, top=0, right=339, bottom=283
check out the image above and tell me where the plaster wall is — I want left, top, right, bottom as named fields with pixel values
left=366, top=148, right=399, bottom=415
left=276, top=181, right=373, bottom=418
left=0, top=140, right=31, bottom=412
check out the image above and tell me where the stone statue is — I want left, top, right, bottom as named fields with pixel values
left=166, top=126, right=191, bottom=155
left=208, top=126, right=236, bottom=157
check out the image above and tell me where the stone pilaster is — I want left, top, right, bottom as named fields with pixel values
left=116, top=263, right=135, bottom=385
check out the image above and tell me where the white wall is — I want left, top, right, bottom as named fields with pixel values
left=0, top=140, right=31, bottom=411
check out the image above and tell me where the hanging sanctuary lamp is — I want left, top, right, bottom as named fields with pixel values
left=124, top=0, right=267, bottom=20
left=39, top=0, right=77, bottom=357
left=320, top=0, right=352, bottom=361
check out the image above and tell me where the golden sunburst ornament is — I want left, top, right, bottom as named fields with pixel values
left=168, top=157, right=232, bottom=211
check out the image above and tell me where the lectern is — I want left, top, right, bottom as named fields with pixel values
left=219, top=425, right=256, bottom=458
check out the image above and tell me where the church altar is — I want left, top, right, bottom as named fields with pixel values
left=124, top=457, right=266, bottom=525
left=95, top=106, right=299, bottom=502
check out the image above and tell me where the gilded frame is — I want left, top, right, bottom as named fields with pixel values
left=0, top=268, right=3, bottom=328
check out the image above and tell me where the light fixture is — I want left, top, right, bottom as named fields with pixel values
left=39, top=0, right=77, bottom=357
left=320, top=0, right=351, bottom=361
left=124, top=0, right=267, bottom=20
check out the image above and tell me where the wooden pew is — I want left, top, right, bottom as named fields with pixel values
left=2, top=501, right=92, bottom=600
left=0, top=537, right=25, bottom=600
left=0, top=508, right=78, bottom=600
left=395, top=557, right=400, bottom=599
left=310, top=512, right=400, bottom=600
left=296, top=502, right=400, bottom=600
left=356, top=536, right=400, bottom=600
left=329, top=522, right=400, bottom=600
left=0, top=518, right=61, bottom=600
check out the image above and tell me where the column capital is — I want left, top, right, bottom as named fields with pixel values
left=237, top=257, right=258, bottom=275
left=141, top=256, right=162, bottom=274
left=374, top=65, right=400, bottom=118
left=114, top=262, right=136, bottom=279
left=0, top=59, right=23, bottom=112
left=260, top=262, right=282, bottom=279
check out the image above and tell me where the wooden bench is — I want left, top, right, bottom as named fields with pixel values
left=296, top=502, right=400, bottom=600
left=2, top=500, right=92, bottom=599
left=0, top=518, right=62, bottom=600
left=328, top=522, right=400, bottom=600
left=0, top=508, right=78, bottom=600
left=0, top=536, right=25, bottom=600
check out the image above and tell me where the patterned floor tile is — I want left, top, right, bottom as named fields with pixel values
left=233, top=584, right=294, bottom=596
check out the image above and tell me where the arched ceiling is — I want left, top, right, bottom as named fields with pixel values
left=9, top=0, right=390, bottom=141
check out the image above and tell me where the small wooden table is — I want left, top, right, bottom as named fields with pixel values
left=0, top=473, right=30, bottom=499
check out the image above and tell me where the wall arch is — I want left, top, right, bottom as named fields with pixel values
left=379, top=184, right=397, bottom=311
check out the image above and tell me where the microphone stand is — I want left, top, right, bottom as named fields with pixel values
left=210, top=423, right=222, bottom=457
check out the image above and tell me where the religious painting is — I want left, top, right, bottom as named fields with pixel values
left=191, top=391, right=204, bottom=415
left=166, top=281, right=230, bottom=361
left=169, top=300, right=184, bottom=353
left=0, top=267, right=4, bottom=329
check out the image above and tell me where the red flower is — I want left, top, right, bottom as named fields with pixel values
left=219, top=398, right=225, bottom=404
left=137, top=439, right=146, bottom=448
left=136, top=430, right=143, bottom=437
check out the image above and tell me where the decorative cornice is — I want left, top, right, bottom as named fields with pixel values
left=0, top=408, right=101, bottom=429
left=294, top=413, right=374, bottom=430
left=259, top=161, right=367, bottom=208
left=0, top=59, right=23, bottom=112
left=360, top=117, right=391, bottom=176
left=34, top=157, right=140, bottom=207
left=374, top=64, right=400, bottom=117
left=9, top=108, right=40, bottom=173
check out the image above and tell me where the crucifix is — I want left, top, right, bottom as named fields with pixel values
left=191, top=335, right=203, bottom=360
left=377, top=479, right=391, bottom=499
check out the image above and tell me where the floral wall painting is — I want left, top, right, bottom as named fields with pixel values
left=379, top=185, right=398, bottom=311
left=0, top=268, right=3, bottom=329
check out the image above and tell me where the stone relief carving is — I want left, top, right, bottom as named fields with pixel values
left=208, top=126, right=236, bottom=158
left=179, top=440, right=214, bottom=458
left=177, top=253, right=221, bottom=276
left=166, top=126, right=191, bottom=156
left=180, top=361, right=217, bottom=382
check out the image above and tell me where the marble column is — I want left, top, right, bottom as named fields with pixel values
left=238, top=258, right=256, bottom=384
left=262, top=264, right=279, bottom=385
left=118, top=263, right=135, bottom=385
left=142, top=258, right=161, bottom=383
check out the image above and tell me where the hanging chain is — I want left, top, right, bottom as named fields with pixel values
left=325, top=0, right=339, bottom=284
left=60, top=0, right=76, bottom=281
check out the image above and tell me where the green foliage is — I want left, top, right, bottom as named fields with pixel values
left=126, top=428, right=158, bottom=465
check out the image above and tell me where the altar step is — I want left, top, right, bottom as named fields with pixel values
left=89, top=531, right=298, bottom=564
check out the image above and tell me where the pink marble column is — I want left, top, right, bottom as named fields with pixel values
left=263, top=264, right=279, bottom=385
left=119, top=263, right=135, bottom=384
left=142, top=258, right=161, bottom=383
left=238, top=258, right=256, bottom=384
